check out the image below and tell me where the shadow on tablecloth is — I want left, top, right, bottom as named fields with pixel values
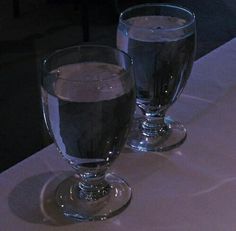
left=8, top=171, right=75, bottom=226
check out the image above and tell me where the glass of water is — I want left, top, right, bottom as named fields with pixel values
left=41, top=45, right=136, bottom=221
left=117, top=3, right=196, bottom=152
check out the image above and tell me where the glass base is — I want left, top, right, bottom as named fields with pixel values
left=56, top=173, right=131, bottom=221
left=127, top=116, right=187, bottom=152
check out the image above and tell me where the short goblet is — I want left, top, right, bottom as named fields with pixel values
left=117, top=3, right=196, bottom=151
left=41, top=45, right=136, bottom=221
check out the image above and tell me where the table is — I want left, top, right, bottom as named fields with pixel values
left=1, top=38, right=236, bottom=231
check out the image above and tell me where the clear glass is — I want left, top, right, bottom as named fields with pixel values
left=117, top=3, right=196, bottom=152
left=41, top=45, right=136, bottom=221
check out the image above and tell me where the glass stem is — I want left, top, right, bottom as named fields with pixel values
left=142, top=111, right=168, bottom=137
left=76, top=167, right=110, bottom=201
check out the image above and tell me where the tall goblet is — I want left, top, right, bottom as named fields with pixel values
left=41, top=45, right=136, bottom=221
left=117, top=4, right=196, bottom=151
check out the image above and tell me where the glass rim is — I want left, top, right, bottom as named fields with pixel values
left=42, top=44, right=133, bottom=83
left=119, top=3, right=196, bottom=32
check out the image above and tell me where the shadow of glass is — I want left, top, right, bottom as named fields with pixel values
left=8, top=171, right=75, bottom=226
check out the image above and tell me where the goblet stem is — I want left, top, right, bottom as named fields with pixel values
left=127, top=106, right=188, bottom=151
left=56, top=168, right=131, bottom=221
left=76, top=167, right=110, bottom=201
left=142, top=114, right=169, bottom=137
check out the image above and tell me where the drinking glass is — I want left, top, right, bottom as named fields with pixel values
left=41, top=45, right=136, bottom=221
left=117, top=4, right=196, bottom=151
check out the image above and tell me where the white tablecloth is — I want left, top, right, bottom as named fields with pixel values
left=1, top=38, right=236, bottom=231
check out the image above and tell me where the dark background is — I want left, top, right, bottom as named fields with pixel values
left=1, top=0, right=236, bottom=172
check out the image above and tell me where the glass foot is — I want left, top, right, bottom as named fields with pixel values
left=56, top=173, right=131, bottom=221
left=127, top=116, right=187, bottom=152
